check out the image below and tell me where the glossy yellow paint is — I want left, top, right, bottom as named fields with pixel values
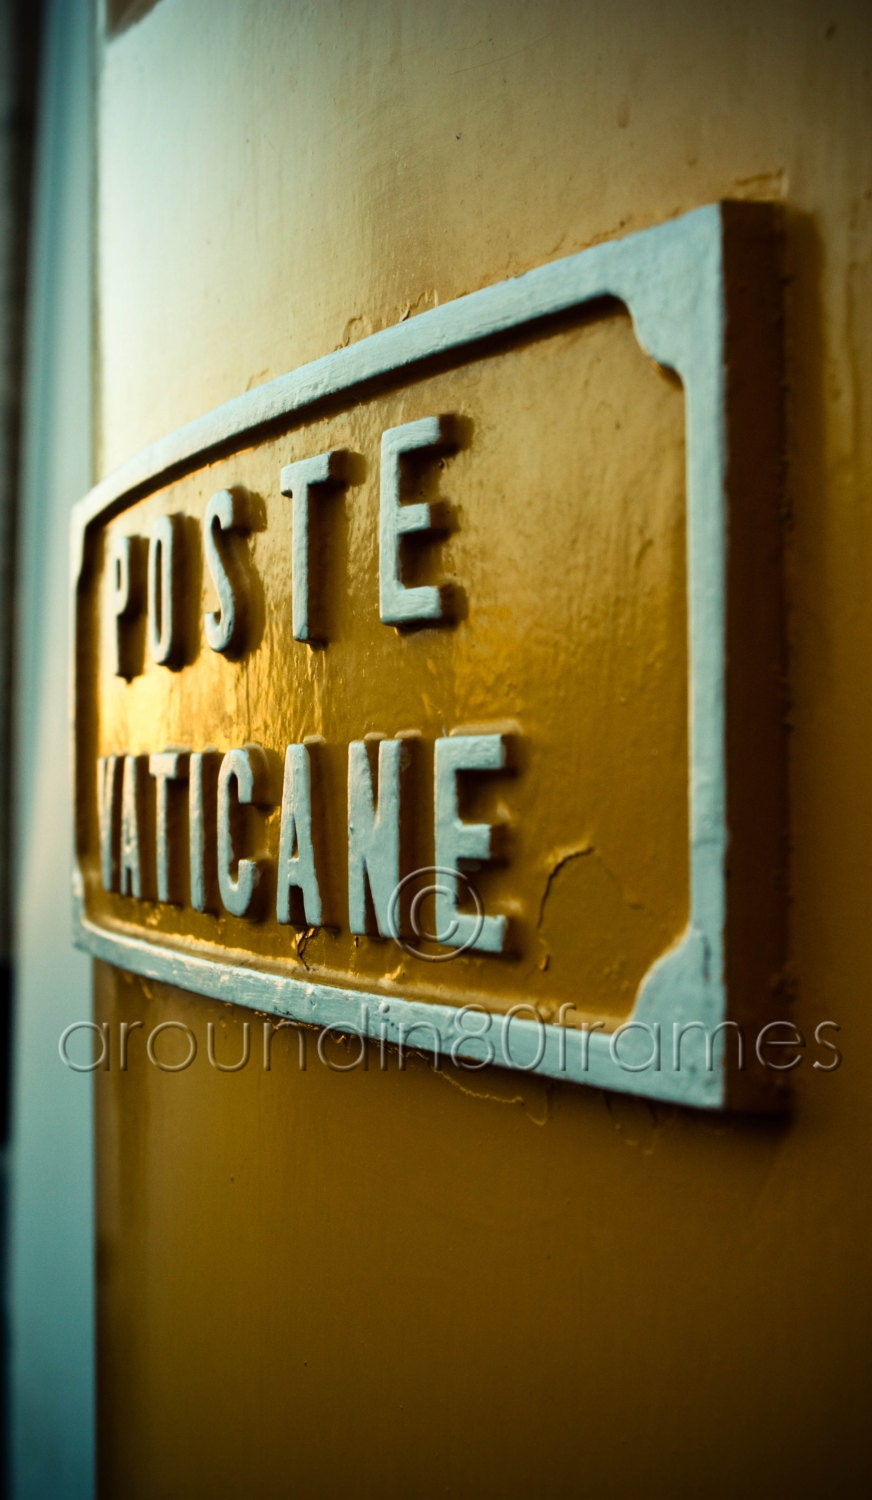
left=81, top=312, right=688, bottom=1023
left=93, top=0, right=872, bottom=1495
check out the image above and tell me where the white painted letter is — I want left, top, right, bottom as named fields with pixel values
left=148, top=513, right=184, bottom=666
left=149, top=751, right=189, bottom=904
left=189, top=750, right=216, bottom=913
left=276, top=744, right=322, bottom=927
left=348, top=739, right=403, bottom=936
left=204, top=488, right=249, bottom=655
left=119, top=755, right=147, bottom=899
left=379, top=415, right=456, bottom=626
left=107, top=533, right=138, bottom=678
left=434, top=734, right=508, bottom=953
left=217, top=745, right=270, bottom=918
left=279, top=450, right=349, bottom=643
left=97, top=755, right=121, bottom=891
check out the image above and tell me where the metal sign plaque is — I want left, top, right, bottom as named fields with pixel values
left=72, top=203, right=783, bottom=1108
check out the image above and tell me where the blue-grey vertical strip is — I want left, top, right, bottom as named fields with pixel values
left=1, top=5, right=41, bottom=1490
left=0, top=0, right=40, bottom=1138
left=7, top=0, right=95, bottom=1496
left=1, top=6, right=41, bottom=1494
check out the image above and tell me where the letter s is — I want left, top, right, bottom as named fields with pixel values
left=204, top=488, right=250, bottom=655
left=813, top=1021, right=842, bottom=1072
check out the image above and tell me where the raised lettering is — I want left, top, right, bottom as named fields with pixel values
left=379, top=415, right=456, bottom=626
left=433, top=733, right=508, bottom=953
left=204, top=489, right=250, bottom=655
left=279, top=450, right=350, bottom=643
left=149, top=751, right=189, bottom=904
left=147, top=513, right=184, bottom=667
left=107, top=533, right=139, bottom=679
left=189, top=749, right=218, bottom=913
left=276, top=743, right=322, bottom=927
left=348, top=738, right=404, bottom=936
left=119, top=755, right=148, bottom=899
left=97, top=755, right=121, bottom=891
left=217, top=745, right=271, bottom=918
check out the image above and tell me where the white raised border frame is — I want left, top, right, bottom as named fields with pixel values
left=72, top=203, right=744, bottom=1109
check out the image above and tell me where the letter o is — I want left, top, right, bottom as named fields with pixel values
left=146, top=1021, right=198, bottom=1073
left=316, top=1023, right=367, bottom=1072
left=148, top=513, right=182, bottom=665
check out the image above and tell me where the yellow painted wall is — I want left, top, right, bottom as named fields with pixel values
left=93, top=1, right=872, bottom=1494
